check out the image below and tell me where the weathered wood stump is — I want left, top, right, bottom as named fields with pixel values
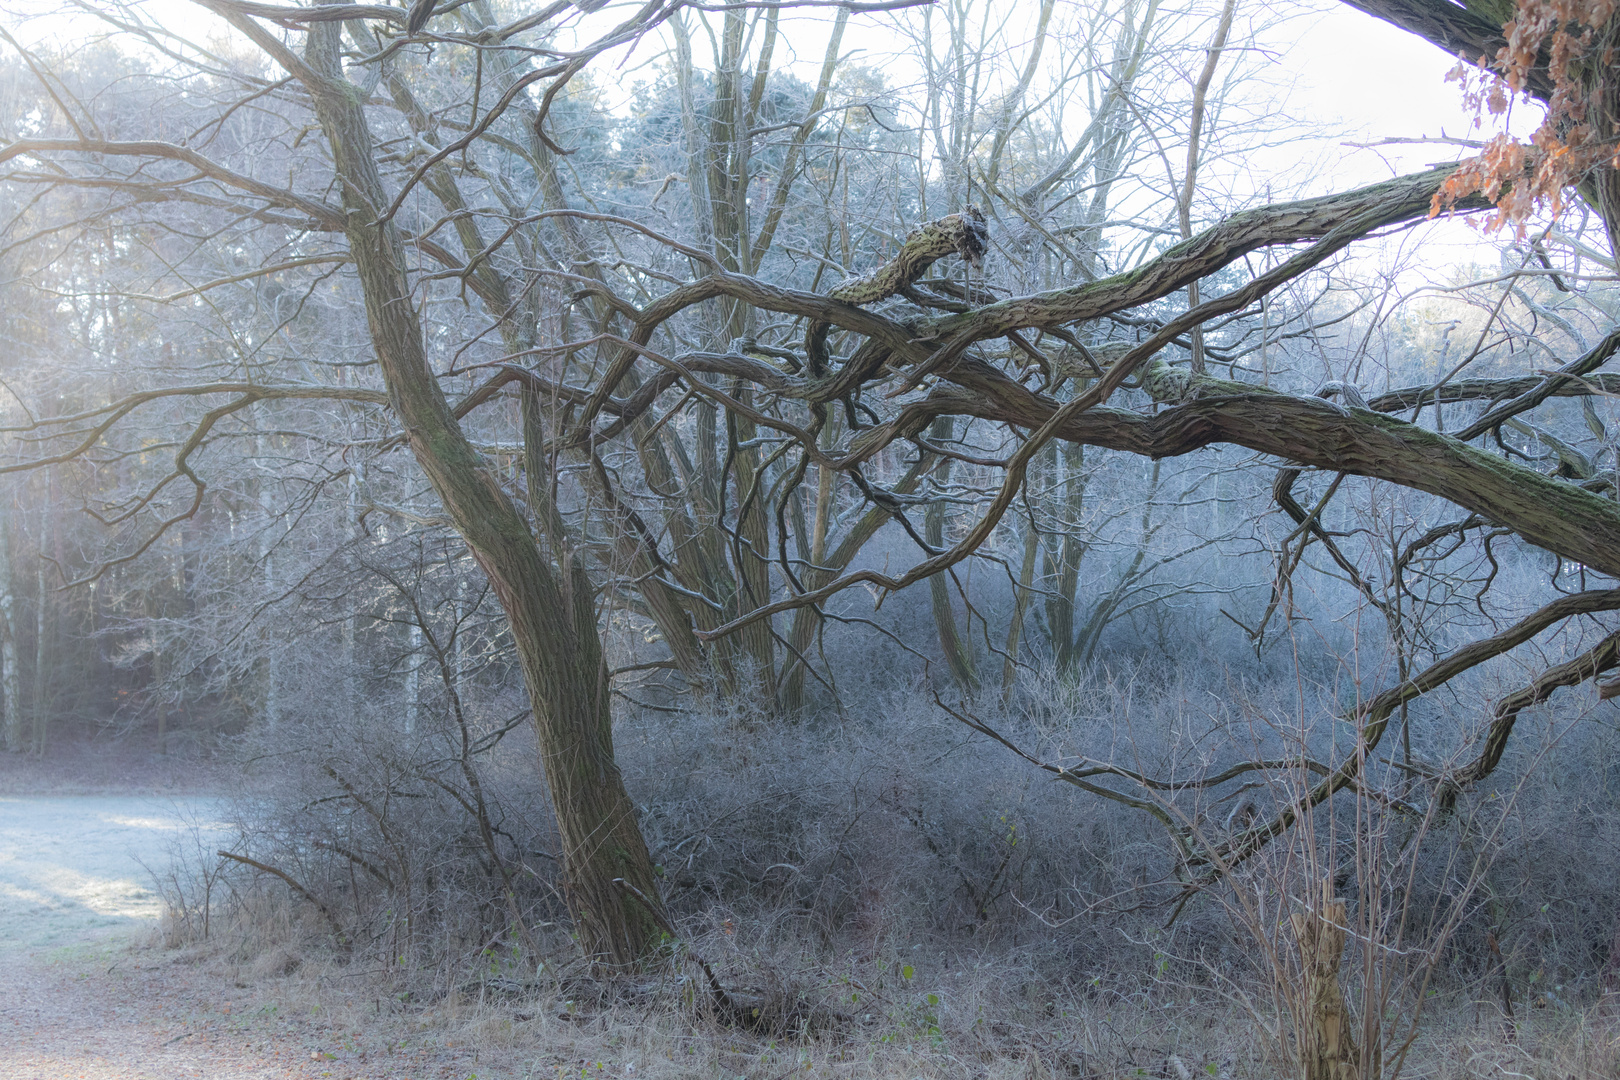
left=1291, top=877, right=1360, bottom=1080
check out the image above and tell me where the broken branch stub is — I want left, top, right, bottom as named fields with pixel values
left=1291, top=878, right=1361, bottom=1080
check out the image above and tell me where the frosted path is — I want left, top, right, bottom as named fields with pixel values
left=0, top=796, right=226, bottom=951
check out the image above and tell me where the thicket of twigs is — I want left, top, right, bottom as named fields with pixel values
left=146, top=568, right=1620, bottom=1079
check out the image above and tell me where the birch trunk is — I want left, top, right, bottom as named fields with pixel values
left=0, top=501, right=20, bottom=753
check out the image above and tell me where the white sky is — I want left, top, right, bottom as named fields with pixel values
left=1286, top=3, right=1534, bottom=185
left=9, top=0, right=1553, bottom=289
left=1263, top=3, right=1543, bottom=286
left=12, top=0, right=1534, bottom=179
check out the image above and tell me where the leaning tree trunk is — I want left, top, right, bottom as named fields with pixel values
left=283, top=20, right=664, bottom=965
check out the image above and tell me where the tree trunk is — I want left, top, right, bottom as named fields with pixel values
left=779, top=454, right=933, bottom=712
left=1001, top=518, right=1038, bottom=695
left=1045, top=441, right=1086, bottom=673
left=926, top=418, right=978, bottom=692
left=0, top=498, right=20, bottom=753
left=1292, top=879, right=1363, bottom=1080
left=32, top=529, right=48, bottom=756
left=148, top=590, right=167, bottom=754
left=728, top=391, right=779, bottom=699
left=404, top=621, right=421, bottom=735
left=278, top=20, right=665, bottom=966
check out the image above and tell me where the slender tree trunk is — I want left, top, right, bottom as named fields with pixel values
left=404, top=621, right=421, bottom=735
left=728, top=395, right=778, bottom=698
left=33, top=547, right=47, bottom=756
left=779, top=450, right=838, bottom=712
left=0, top=500, right=20, bottom=753
left=925, top=418, right=978, bottom=692
left=453, top=577, right=469, bottom=707
left=1002, top=519, right=1039, bottom=696
left=779, top=455, right=932, bottom=712
left=260, top=537, right=279, bottom=732
left=343, top=468, right=358, bottom=719
left=148, top=590, right=167, bottom=754
left=1043, top=442, right=1087, bottom=673
left=1071, top=459, right=1162, bottom=672
left=249, top=420, right=280, bottom=732
left=1178, top=0, right=1237, bottom=375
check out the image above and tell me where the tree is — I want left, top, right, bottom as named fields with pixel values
left=0, top=0, right=702, bottom=965
left=5, top=0, right=1620, bottom=963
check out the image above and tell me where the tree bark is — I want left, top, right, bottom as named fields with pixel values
left=1001, top=515, right=1038, bottom=696
left=925, top=418, right=978, bottom=692
left=260, top=17, right=666, bottom=966
left=933, top=367, right=1620, bottom=580
left=1292, top=879, right=1362, bottom=1080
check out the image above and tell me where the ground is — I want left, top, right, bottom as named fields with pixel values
left=5, top=744, right=1612, bottom=1080
left=0, top=745, right=493, bottom=1080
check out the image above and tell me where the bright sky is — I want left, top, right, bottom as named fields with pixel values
left=1287, top=2, right=1536, bottom=185
left=1263, top=3, right=1544, bottom=286
left=8, top=0, right=1552, bottom=289
left=11, top=0, right=1532, bottom=179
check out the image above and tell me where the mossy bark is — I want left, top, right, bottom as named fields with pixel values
left=934, top=358, right=1620, bottom=581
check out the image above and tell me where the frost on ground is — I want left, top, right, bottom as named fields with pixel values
left=0, top=795, right=288, bottom=1079
left=0, top=785, right=494, bottom=1080
left=0, top=795, right=226, bottom=953
left=0, top=795, right=346, bottom=1080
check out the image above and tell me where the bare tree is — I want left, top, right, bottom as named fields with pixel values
left=0, top=0, right=708, bottom=964
left=6, top=0, right=1620, bottom=961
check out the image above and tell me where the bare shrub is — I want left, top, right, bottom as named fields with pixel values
left=154, top=602, right=1620, bottom=1078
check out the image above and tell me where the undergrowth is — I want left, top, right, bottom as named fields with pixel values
left=143, top=656, right=1620, bottom=1079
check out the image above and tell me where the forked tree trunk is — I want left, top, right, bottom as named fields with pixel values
left=778, top=454, right=932, bottom=713
left=279, top=21, right=665, bottom=966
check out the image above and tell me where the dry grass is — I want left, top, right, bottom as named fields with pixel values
left=122, top=676, right=1620, bottom=1080
left=29, top=656, right=1615, bottom=1080
left=1392, top=999, right=1620, bottom=1080
left=140, top=890, right=1620, bottom=1080
left=136, top=934, right=1246, bottom=1079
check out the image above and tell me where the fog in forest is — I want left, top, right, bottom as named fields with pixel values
left=2, top=0, right=1619, bottom=1076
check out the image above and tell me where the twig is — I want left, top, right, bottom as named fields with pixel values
left=217, top=850, right=343, bottom=937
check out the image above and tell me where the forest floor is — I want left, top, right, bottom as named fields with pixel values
left=0, top=741, right=1155, bottom=1080
left=0, top=742, right=492, bottom=1080
left=4, top=742, right=1616, bottom=1080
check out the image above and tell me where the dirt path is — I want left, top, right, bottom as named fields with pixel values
left=0, top=946, right=325, bottom=1080
left=0, top=793, right=315, bottom=1080
left=0, top=796, right=324, bottom=1079
left=0, top=795, right=500, bottom=1080
left=2, top=939, right=500, bottom=1080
